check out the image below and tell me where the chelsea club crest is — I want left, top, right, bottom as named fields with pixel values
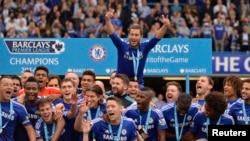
left=89, top=44, right=107, bottom=61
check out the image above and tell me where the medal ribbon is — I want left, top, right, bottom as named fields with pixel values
left=87, top=106, right=100, bottom=139
left=132, top=48, right=140, bottom=81
left=139, top=107, right=151, bottom=131
left=206, top=115, right=221, bottom=138
left=174, top=105, right=187, bottom=141
left=0, top=100, right=14, bottom=131
left=242, top=101, right=249, bottom=124
left=44, top=122, right=56, bottom=141
left=108, top=117, right=123, bottom=141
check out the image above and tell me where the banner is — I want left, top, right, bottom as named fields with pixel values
left=212, top=52, right=250, bottom=74
left=0, top=38, right=212, bottom=76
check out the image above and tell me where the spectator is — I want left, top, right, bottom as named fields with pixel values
left=138, top=0, right=151, bottom=20
left=189, top=20, right=201, bottom=38
left=238, top=25, right=250, bottom=52
left=177, top=19, right=190, bottom=38
left=213, top=13, right=226, bottom=52
left=33, top=0, right=50, bottom=16
left=228, top=27, right=240, bottom=52
left=170, top=0, right=183, bottom=15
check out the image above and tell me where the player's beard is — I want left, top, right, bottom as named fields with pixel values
left=113, top=89, right=123, bottom=97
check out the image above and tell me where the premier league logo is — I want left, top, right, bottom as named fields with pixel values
left=4, top=39, right=65, bottom=54
left=89, top=44, right=107, bottom=61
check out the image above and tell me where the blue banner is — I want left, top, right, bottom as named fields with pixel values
left=212, top=52, right=250, bottom=74
left=0, top=38, right=212, bottom=76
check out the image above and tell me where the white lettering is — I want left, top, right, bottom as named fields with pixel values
left=213, top=56, right=241, bottom=72
left=12, top=41, right=50, bottom=48
left=214, top=56, right=229, bottom=72
left=244, top=57, right=250, bottom=71
left=152, top=44, right=189, bottom=53
left=212, top=129, right=219, bottom=136
left=185, top=69, right=206, bottom=73
left=146, top=69, right=168, bottom=73
left=230, top=57, right=240, bottom=72
left=212, top=129, right=246, bottom=136
left=10, top=58, right=59, bottom=65
left=147, top=56, right=188, bottom=63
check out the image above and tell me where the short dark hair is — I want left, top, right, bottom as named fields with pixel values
left=140, top=87, right=154, bottom=99
left=24, top=76, right=39, bottom=89
left=61, top=78, right=76, bottom=88
left=242, top=78, right=250, bottom=84
left=166, top=81, right=182, bottom=92
left=82, top=70, right=96, bottom=81
left=34, top=66, right=49, bottom=75
left=177, top=93, right=192, bottom=106
left=129, top=77, right=139, bottom=83
left=0, top=76, right=12, bottom=83
left=205, top=92, right=227, bottom=115
left=37, top=98, right=52, bottom=109
left=48, top=74, right=62, bottom=87
left=106, top=96, right=122, bottom=106
left=115, top=73, right=129, bottom=86
left=11, top=75, right=22, bottom=88
left=128, top=24, right=143, bottom=35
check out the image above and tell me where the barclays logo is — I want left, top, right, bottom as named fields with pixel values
left=4, top=39, right=65, bottom=54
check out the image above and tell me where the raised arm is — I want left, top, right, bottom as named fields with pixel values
left=74, top=99, right=89, bottom=132
left=82, top=119, right=92, bottom=141
left=155, top=15, right=171, bottom=39
left=67, top=93, right=78, bottom=119
left=105, top=9, right=115, bottom=35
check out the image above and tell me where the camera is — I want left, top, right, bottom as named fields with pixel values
left=138, top=128, right=149, bottom=140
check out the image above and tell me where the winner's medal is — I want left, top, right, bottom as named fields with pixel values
left=134, top=76, right=137, bottom=81
left=0, top=128, right=3, bottom=134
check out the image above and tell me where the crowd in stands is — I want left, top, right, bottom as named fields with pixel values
left=0, top=0, right=250, bottom=52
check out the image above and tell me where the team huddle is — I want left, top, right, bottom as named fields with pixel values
left=0, top=65, right=250, bottom=141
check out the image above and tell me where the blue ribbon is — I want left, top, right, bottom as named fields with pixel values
left=44, top=122, right=56, bottom=141
left=131, top=48, right=140, bottom=81
left=0, top=100, right=14, bottom=131
left=108, top=117, right=123, bottom=141
left=242, top=101, right=249, bottom=124
left=174, top=104, right=187, bottom=141
left=139, top=107, right=151, bottom=131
